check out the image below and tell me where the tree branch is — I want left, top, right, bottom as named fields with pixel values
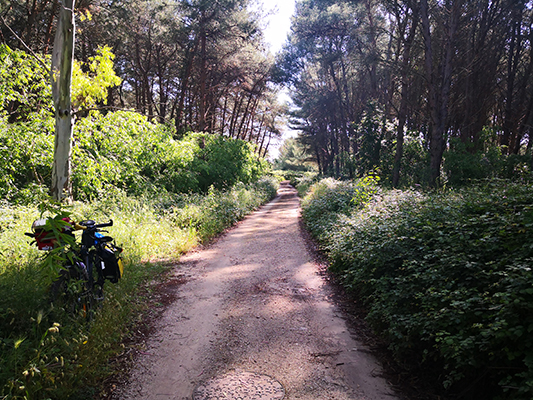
left=0, top=13, right=50, bottom=74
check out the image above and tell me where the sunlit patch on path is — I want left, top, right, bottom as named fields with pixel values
left=193, top=370, right=285, bottom=400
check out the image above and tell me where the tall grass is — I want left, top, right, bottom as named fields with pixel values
left=0, top=177, right=278, bottom=399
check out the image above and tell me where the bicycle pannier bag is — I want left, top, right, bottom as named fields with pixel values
left=31, top=218, right=74, bottom=250
left=32, top=219, right=55, bottom=250
left=100, top=244, right=123, bottom=283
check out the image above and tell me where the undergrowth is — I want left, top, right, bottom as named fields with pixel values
left=0, top=177, right=278, bottom=399
left=301, top=178, right=533, bottom=400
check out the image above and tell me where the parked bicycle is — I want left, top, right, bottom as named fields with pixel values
left=25, top=217, right=124, bottom=320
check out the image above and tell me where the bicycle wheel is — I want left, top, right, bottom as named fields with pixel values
left=50, top=261, right=94, bottom=320
left=87, top=250, right=105, bottom=302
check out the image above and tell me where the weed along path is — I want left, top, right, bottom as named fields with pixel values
left=117, top=182, right=398, bottom=400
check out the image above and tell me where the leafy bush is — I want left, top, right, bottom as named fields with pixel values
left=293, top=172, right=319, bottom=197
left=0, top=113, right=55, bottom=202
left=302, top=179, right=533, bottom=399
left=443, top=132, right=532, bottom=186
left=0, top=45, right=51, bottom=122
left=397, top=132, right=431, bottom=187
left=0, top=110, right=270, bottom=203
left=301, top=176, right=379, bottom=241
left=72, top=111, right=176, bottom=198
left=184, top=133, right=269, bottom=192
left=75, top=114, right=270, bottom=198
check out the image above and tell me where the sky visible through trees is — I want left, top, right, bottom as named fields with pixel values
left=260, top=0, right=297, bottom=158
left=261, top=0, right=296, bottom=53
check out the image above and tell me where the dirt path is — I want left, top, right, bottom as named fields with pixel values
left=117, top=182, right=398, bottom=400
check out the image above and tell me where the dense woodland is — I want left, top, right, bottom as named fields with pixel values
left=277, top=0, right=533, bottom=186
left=3, top=0, right=533, bottom=188
left=2, top=1, right=533, bottom=399
left=0, top=0, right=283, bottom=156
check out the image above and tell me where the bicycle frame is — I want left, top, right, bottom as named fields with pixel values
left=26, top=218, right=123, bottom=319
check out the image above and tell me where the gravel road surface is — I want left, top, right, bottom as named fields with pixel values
left=117, top=182, right=398, bottom=400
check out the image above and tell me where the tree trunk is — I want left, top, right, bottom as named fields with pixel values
left=237, top=90, right=256, bottom=139
left=421, top=0, right=459, bottom=187
left=50, top=0, right=75, bottom=202
left=263, top=130, right=272, bottom=158
left=198, top=17, right=207, bottom=132
left=43, top=0, right=59, bottom=53
left=502, top=15, right=521, bottom=153
left=229, top=93, right=244, bottom=138
left=174, top=39, right=199, bottom=135
left=392, top=6, right=418, bottom=188
left=220, top=94, right=228, bottom=134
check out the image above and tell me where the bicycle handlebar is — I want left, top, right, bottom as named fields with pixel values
left=75, top=220, right=113, bottom=230
left=95, top=220, right=113, bottom=229
left=26, top=219, right=115, bottom=251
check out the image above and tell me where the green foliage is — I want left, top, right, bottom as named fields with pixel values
left=0, top=109, right=269, bottom=203
left=72, top=111, right=174, bottom=198
left=0, top=45, right=51, bottom=122
left=399, top=132, right=431, bottom=186
left=271, top=170, right=319, bottom=196
left=185, top=133, right=269, bottom=192
left=71, top=46, right=122, bottom=109
left=293, top=172, right=320, bottom=197
left=0, top=112, right=55, bottom=202
left=74, top=125, right=268, bottom=197
left=302, top=179, right=533, bottom=398
left=444, top=129, right=532, bottom=186
left=0, top=45, right=268, bottom=202
left=0, top=178, right=278, bottom=399
left=301, top=176, right=379, bottom=242
left=0, top=44, right=121, bottom=120
left=273, top=137, right=316, bottom=172
left=356, top=104, right=383, bottom=175
left=32, top=202, right=80, bottom=286
left=168, top=178, right=278, bottom=242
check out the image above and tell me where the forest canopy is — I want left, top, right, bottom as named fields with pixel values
left=3, top=0, right=532, bottom=188
left=277, top=0, right=533, bottom=187
left=0, top=0, right=284, bottom=157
